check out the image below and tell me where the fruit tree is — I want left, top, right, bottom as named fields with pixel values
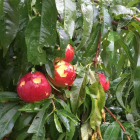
left=0, top=0, right=140, bottom=140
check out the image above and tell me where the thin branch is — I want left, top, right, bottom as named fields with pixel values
left=93, top=33, right=101, bottom=68
left=104, top=106, right=131, bottom=140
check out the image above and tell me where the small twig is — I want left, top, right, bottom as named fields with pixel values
left=104, top=106, right=131, bottom=140
left=93, top=33, right=101, bottom=68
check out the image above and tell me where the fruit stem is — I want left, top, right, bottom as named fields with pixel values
left=31, top=67, right=36, bottom=73
left=51, top=100, right=56, bottom=112
left=104, top=106, right=131, bottom=140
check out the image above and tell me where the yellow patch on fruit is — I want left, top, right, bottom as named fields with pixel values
left=56, top=64, right=68, bottom=77
left=46, top=92, right=49, bottom=96
left=20, top=81, right=25, bottom=87
left=67, top=44, right=71, bottom=49
left=33, top=78, right=41, bottom=84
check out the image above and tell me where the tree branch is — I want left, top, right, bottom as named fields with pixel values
left=93, top=33, right=101, bottom=68
left=104, top=106, right=131, bottom=140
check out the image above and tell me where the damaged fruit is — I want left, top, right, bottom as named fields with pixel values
left=63, top=44, right=74, bottom=63
left=49, top=60, right=76, bottom=87
left=17, top=71, right=51, bottom=103
left=98, top=73, right=110, bottom=91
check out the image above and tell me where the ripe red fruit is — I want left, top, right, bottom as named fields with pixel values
left=17, top=71, right=51, bottom=103
left=98, top=74, right=110, bottom=91
left=49, top=60, right=76, bottom=87
left=63, top=44, right=74, bottom=63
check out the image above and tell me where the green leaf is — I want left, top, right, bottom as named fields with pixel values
left=25, top=17, right=47, bottom=65
left=130, top=97, right=140, bottom=120
left=0, top=91, right=20, bottom=102
left=1, top=66, right=14, bottom=89
left=0, top=105, right=21, bottom=139
left=81, top=121, right=92, bottom=140
left=116, top=77, right=129, bottom=109
left=89, top=82, right=105, bottom=130
left=19, top=99, right=51, bottom=112
left=65, top=121, right=75, bottom=140
left=28, top=110, right=45, bottom=138
left=117, top=16, right=132, bottom=30
left=54, top=113, right=63, bottom=133
left=103, top=121, right=121, bottom=140
left=0, top=102, right=18, bottom=119
left=39, top=0, right=57, bottom=47
left=64, top=0, right=76, bottom=38
left=110, top=5, right=133, bottom=19
left=116, top=53, right=126, bottom=76
left=83, top=25, right=101, bottom=58
left=58, top=133, right=66, bottom=140
left=70, top=74, right=87, bottom=114
left=14, top=113, right=35, bottom=131
left=16, top=127, right=31, bottom=140
left=110, top=73, right=130, bottom=90
left=0, top=0, right=19, bottom=56
left=85, top=87, right=95, bottom=122
left=118, top=39, right=136, bottom=69
left=55, top=97, right=71, bottom=113
left=57, top=112, right=70, bottom=131
left=134, top=57, right=140, bottom=104
left=57, top=22, right=69, bottom=58
left=57, top=109, right=78, bottom=126
left=77, top=0, right=94, bottom=50
left=55, top=0, right=64, bottom=14
left=127, top=0, right=140, bottom=7
left=101, top=5, right=112, bottom=37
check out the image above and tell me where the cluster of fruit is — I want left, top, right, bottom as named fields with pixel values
left=16, top=44, right=109, bottom=103
left=17, top=44, right=76, bottom=102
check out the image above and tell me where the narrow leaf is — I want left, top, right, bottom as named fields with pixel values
left=0, top=105, right=21, bottom=139
left=0, top=0, right=19, bottom=56
left=64, top=0, right=76, bottom=38
left=77, top=0, right=94, bottom=50
left=103, top=121, right=121, bottom=140
left=0, top=92, right=20, bottom=102
left=65, top=121, right=75, bottom=140
left=54, top=113, right=63, bottom=133
left=28, top=110, right=45, bottom=137
left=116, top=77, right=129, bottom=109
left=25, top=17, right=47, bottom=65
left=57, top=112, right=70, bottom=131
left=70, top=74, right=87, bottom=114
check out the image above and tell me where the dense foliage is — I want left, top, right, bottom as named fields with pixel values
left=0, top=0, right=140, bottom=139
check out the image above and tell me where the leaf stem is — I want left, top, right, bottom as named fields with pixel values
left=104, top=106, right=131, bottom=140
